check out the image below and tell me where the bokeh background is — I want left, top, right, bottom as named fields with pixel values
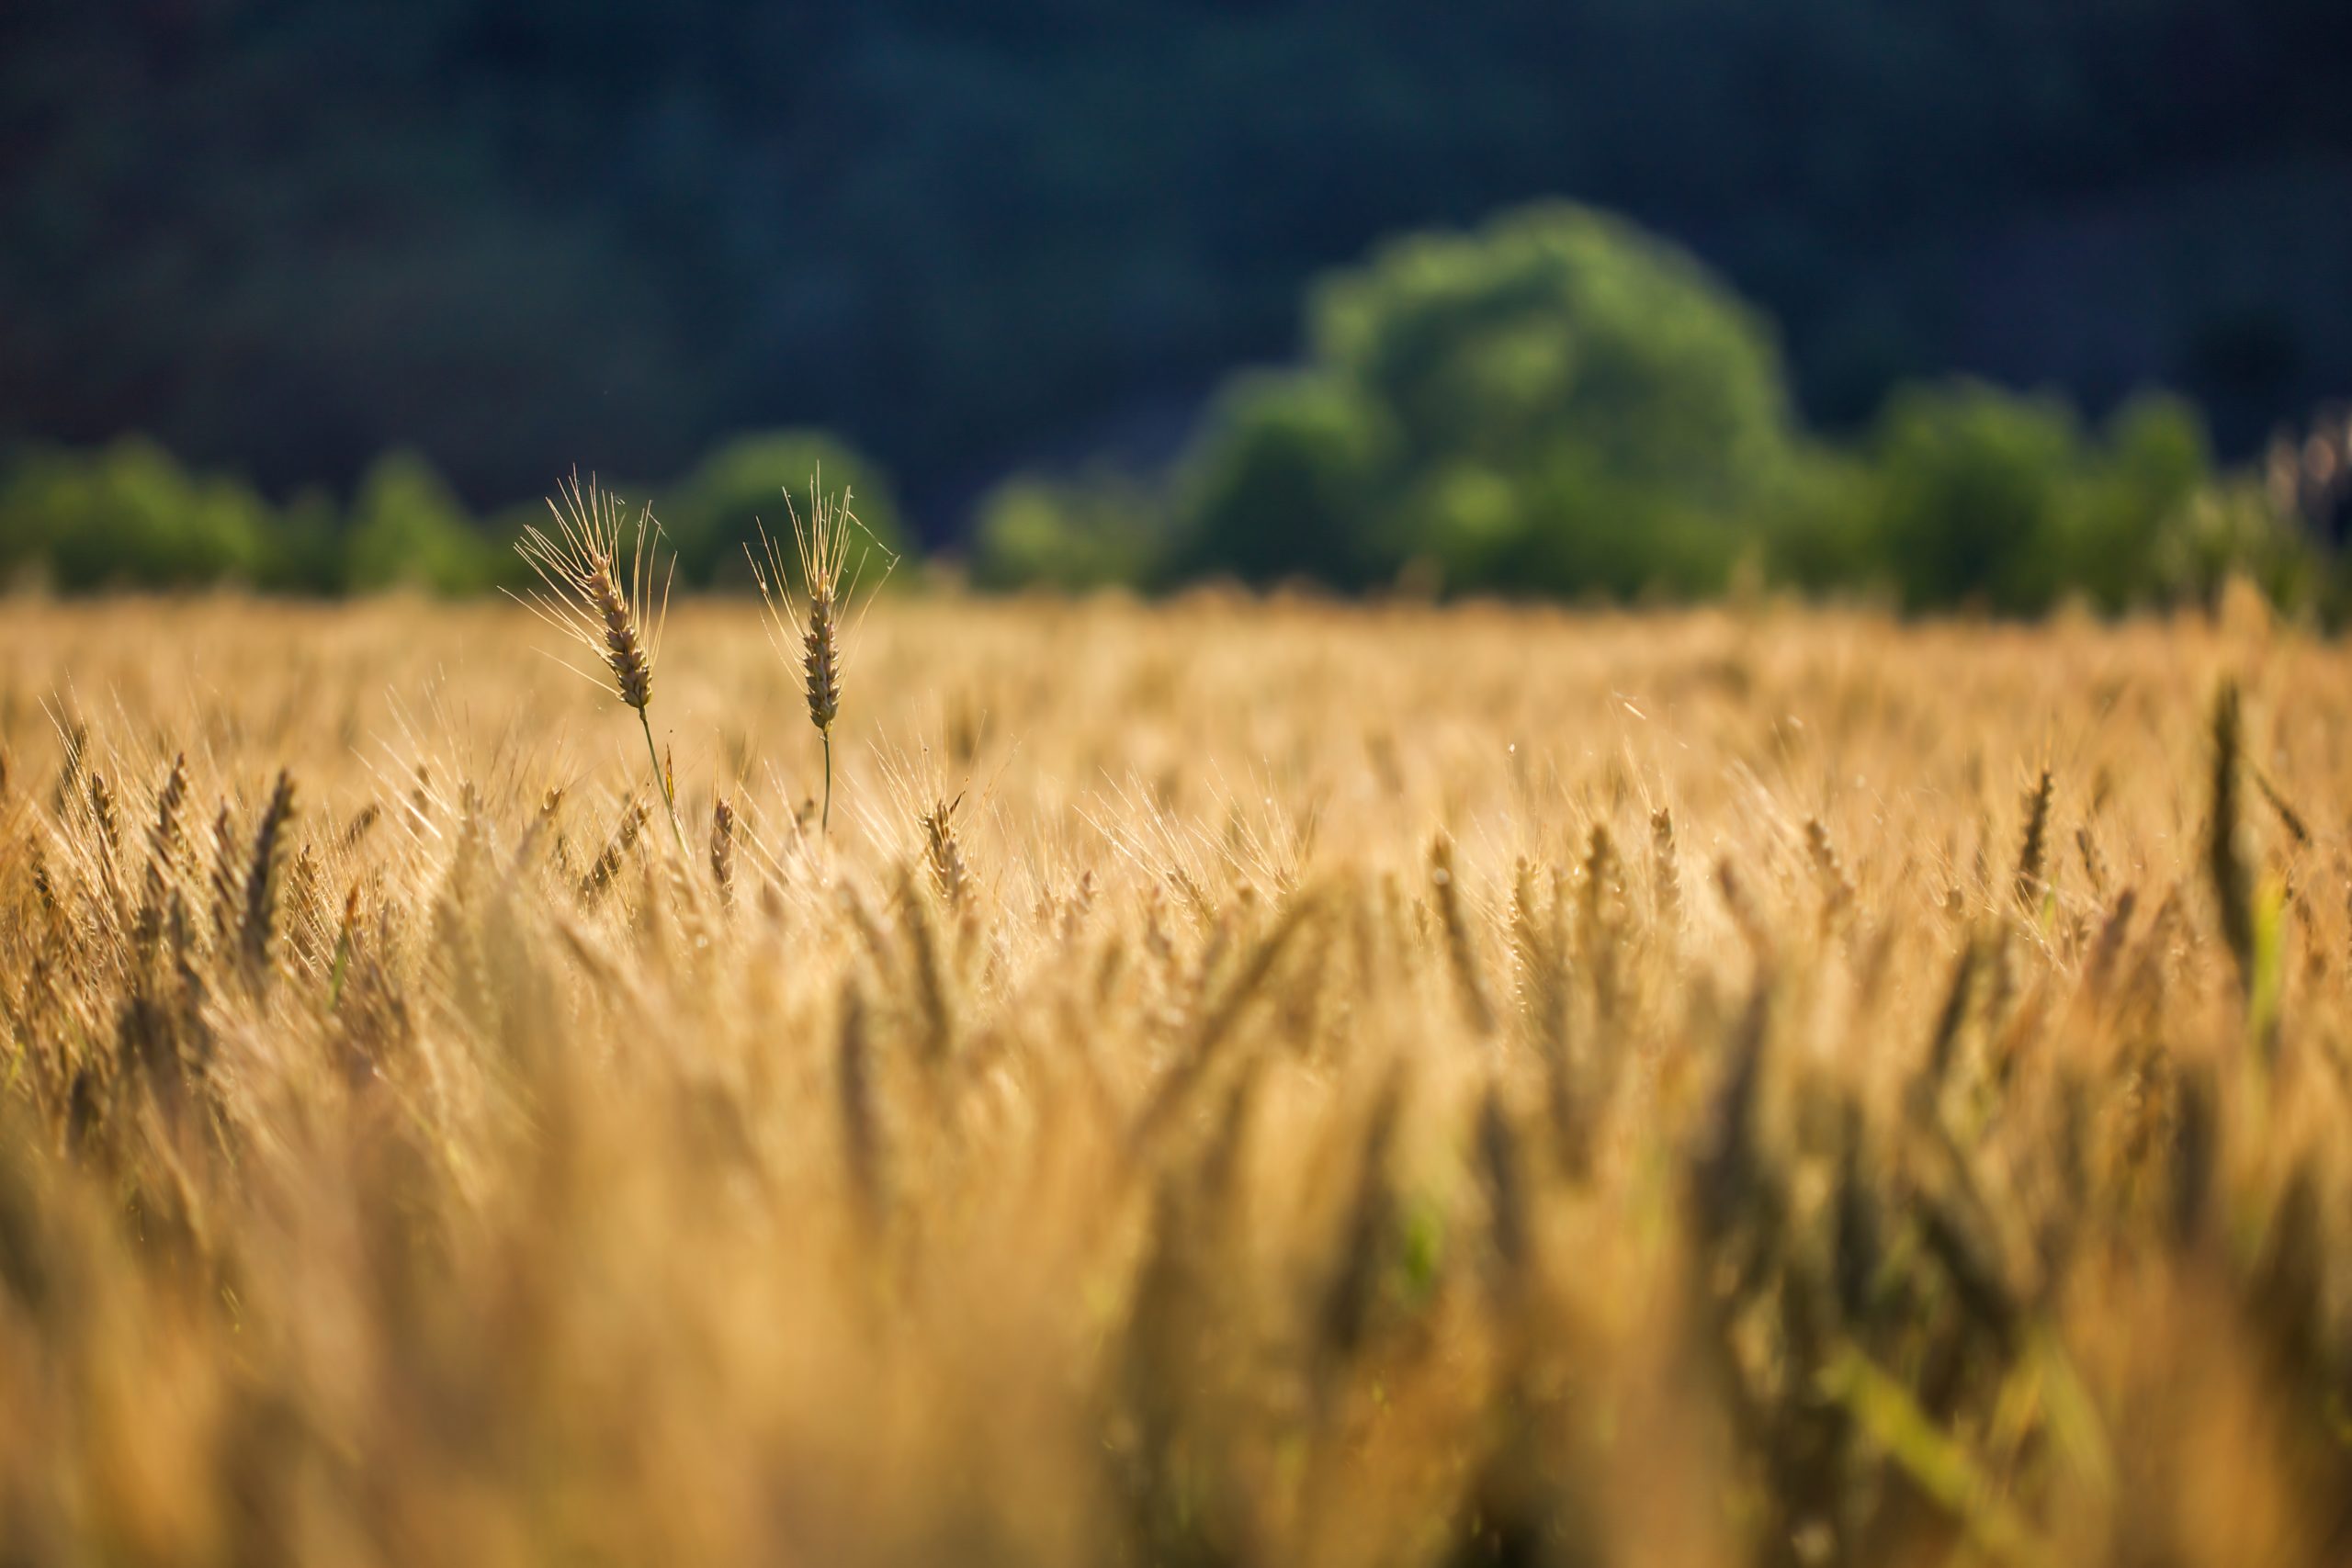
left=4, top=0, right=2351, bottom=606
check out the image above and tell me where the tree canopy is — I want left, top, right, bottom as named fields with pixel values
left=5, top=0, right=2349, bottom=532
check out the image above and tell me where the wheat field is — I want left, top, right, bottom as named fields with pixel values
left=1, top=588, right=2347, bottom=1566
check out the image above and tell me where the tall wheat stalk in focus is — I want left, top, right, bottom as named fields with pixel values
left=750, top=474, right=893, bottom=834
left=513, top=474, right=684, bottom=854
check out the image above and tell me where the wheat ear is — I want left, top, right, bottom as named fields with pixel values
left=749, top=471, right=894, bottom=835
left=513, top=473, right=684, bottom=857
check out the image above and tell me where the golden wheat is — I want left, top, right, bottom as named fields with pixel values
left=514, top=474, right=680, bottom=852
left=0, top=592, right=2346, bottom=1566
left=750, top=475, right=894, bottom=834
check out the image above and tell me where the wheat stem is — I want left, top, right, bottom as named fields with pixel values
left=640, top=706, right=686, bottom=858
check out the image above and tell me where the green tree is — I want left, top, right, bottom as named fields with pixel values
left=1761, top=447, right=1886, bottom=598
left=1172, top=373, right=1393, bottom=587
left=1867, top=384, right=2081, bottom=615
left=266, top=488, right=349, bottom=594
left=1174, top=203, right=1800, bottom=596
left=343, top=451, right=501, bottom=595
left=971, top=469, right=1159, bottom=592
left=2152, top=481, right=2321, bottom=616
left=2052, top=395, right=2211, bottom=612
left=1860, top=384, right=2220, bottom=616
left=0, top=438, right=276, bottom=591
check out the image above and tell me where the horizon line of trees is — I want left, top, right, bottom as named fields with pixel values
left=11, top=0, right=2352, bottom=511
left=3, top=204, right=2342, bottom=620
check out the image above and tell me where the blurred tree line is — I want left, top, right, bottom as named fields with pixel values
left=3, top=202, right=2338, bottom=615
left=976, top=205, right=2339, bottom=617
left=5, top=0, right=2350, bottom=525
left=0, top=434, right=910, bottom=597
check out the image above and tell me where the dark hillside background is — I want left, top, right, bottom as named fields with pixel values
left=5, top=0, right=2351, bottom=540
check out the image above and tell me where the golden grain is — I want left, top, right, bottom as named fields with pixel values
left=0, top=593, right=2343, bottom=1566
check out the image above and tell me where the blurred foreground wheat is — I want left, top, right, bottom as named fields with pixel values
left=1, top=591, right=2347, bottom=1566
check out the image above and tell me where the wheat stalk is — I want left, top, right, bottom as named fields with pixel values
left=920, top=792, right=969, bottom=910
left=2208, top=682, right=2255, bottom=991
left=514, top=474, right=683, bottom=855
left=2013, top=768, right=2052, bottom=913
left=710, top=795, right=737, bottom=908
left=240, top=770, right=295, bottom=979
left=1430, top=832, right=1495, bottom=1035
left=749, top=472, right=895, bottom=835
